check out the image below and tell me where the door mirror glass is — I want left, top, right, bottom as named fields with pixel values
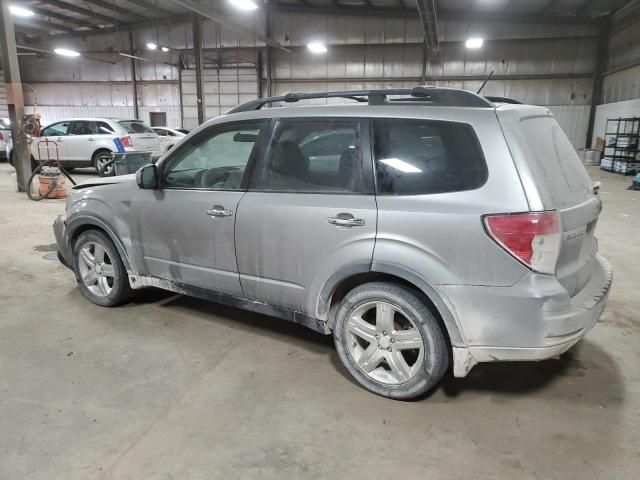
left=136, top=163, right=158, bottom=189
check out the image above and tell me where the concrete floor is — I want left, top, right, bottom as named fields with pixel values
left=0, top=163, right=638, bottom=480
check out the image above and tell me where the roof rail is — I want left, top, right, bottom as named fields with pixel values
left=226, top=86, right=493, bottom=114
left=484, top=96, right=522, bottom=104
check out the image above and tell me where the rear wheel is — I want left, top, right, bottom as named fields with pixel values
left=333, top=282, right=449, bottom=399
left=72, top=230, right=132, bottom=307
left=93, top=150, right=114, bottom=176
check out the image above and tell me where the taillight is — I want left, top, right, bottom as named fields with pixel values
left=120, top=136, right=132, bottom=147
left=0, top=131, right=4, bottom=141
left=484, top=212, right=561, bottom=274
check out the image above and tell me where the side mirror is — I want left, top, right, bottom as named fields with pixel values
left=136, top=163, right=158, bottom=189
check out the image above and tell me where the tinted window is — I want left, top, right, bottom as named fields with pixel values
left=96, top=122, right=116, bottom=134
left=373, top=119, right=487, bottom=195
left=154, top=128, right=169, bottom=136
left=42, top=122, right=70, bottom=137
left=118, top=121, right=155, bottom=134
left=69, top=121, right=99, bottom=135
left=251, top=120, right=364, bottom=193
left=163, top=122, right=264, bottom=190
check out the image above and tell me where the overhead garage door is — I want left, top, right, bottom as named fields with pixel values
left=181, top=68, right=258, bottom=130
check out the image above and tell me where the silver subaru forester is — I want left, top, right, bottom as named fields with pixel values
left=54, top=87, right=612, bottom=399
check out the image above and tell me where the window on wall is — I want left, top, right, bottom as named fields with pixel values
left=250, top=119, right=364, bottom=193
left=162, top=121, right=265, bottom=190
left=372, top=119, right=488, bottom=195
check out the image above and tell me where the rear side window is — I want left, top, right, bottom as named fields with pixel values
left=373, top=119, right=487, bottom=195
left=251, top=119, right=365, bottom=193
left=118, top=121, right=155, bottom=134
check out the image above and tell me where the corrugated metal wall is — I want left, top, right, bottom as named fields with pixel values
left=0, top=68, right=8, bottom=119
left=17, top=12, right=601, bottom=147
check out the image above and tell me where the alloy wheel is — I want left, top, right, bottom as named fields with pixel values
left=77, top=241, right=115, bottom=297
left=346, top=301, right=425, bottom=385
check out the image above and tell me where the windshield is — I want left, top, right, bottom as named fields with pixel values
left=118, top=121, right=155, bottom=134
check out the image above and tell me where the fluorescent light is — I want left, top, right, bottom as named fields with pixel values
left=54, top=48, right=80, bottom=57
left=228, top=0, right=258, bottom=10
left=146, top=42, right=157, bottom=50
left=10, top=5, right=34, bottom=17
left=307, top=42, right=327, bottom=54
left=379, top=158, right=422, bottom=173
left=465, top=37, right=484, bottom=49
left=161, top=46, right=169, bottom=52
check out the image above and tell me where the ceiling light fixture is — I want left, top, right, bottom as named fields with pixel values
left=161, top=46, right=169, bottom=52
left=146, top=42, right=157, bottom=50
left=465, top=37, right=484, bottom=49
left=228, top=0, right=258, bottom=11
left=54, top=48, right=81, bottom=57
left=307, top=42, right=327, bottom=54
left=9, top=5, right=35, bottom=17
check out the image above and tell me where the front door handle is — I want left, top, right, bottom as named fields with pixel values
left=207, top=205, right=233, bottom=217
left=88, top=138, right=96, bottom=142
left=327, top=213, right=365, bottom=227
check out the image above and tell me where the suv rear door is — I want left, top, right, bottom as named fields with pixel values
left=496, top=106, right=600, bottom=296
left=234, top=118, right=377, bottom=315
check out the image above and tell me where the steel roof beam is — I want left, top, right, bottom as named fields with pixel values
left=166, top=0, right=292, bottom=52
left=415, top=0, right=438, bottom=50
left=39, top=0, right=125, bottom=25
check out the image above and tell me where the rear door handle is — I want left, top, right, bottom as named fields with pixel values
left=207, top=205, right=233, bottom=217
left=327, top=214, right=365, bottom=227
left=88, top=138, right=96, bottom=142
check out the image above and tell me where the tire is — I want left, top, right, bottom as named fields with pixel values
left=333, top=282, right=449, bottom=400
left=72, top=230, right=132, bottom=307
left=93, top=150, right=114, bottom=177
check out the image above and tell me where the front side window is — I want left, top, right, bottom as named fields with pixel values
left=251, top=120, right=364, bottom=193
left=162, top=122, right=265, bottom=190
left=373, top=119, right=487, bottom=195
left=42, top=122, right=70, bottom=137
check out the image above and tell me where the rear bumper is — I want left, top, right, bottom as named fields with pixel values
left=53, top=215, right=73, bottom=270
left=444, top=253, right=612, bottom=377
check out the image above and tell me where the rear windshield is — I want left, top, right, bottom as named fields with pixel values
left=373, top=119, right=487, bottom=195
left=118, top=121, right=155, bottom=134
left=513, top=116, right=592, bottom=209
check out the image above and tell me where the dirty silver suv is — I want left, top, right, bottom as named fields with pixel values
left=54, top=87, right=612, bottom=399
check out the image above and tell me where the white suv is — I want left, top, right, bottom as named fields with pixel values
left=33, top=118, right=161, bottom=172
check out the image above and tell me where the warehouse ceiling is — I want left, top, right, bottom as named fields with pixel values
left=10, top=0, right=633, bottom=38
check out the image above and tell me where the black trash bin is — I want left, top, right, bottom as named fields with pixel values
left=113, top=152, right=153, bottom=176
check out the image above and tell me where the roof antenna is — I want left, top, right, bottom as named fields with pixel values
left=477, top=70, right=495, bottom=94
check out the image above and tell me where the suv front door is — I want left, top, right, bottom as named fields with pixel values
left=130, top=120, right=267, bottom=296
left=38, top=121, right=70, bottom=162
left=235, top=118, right=377, bottom=315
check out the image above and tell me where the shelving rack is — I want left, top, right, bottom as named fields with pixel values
left=601, top=117, right=640, bottom=175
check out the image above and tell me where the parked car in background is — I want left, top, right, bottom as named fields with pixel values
left=0, top=121, right=10, bottom=161
left=152, top=126, right=186, bottom=153
left=53, top=87, right=612, bottom=400
left=32, top=118, right=161, bottom=174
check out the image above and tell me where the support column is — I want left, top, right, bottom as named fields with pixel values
left=585, top=19, right=609, bottom=148
left=265, top=1, right=273, bottom=97
left=0, top=0, right=29, bottom=192
left=128, top=30, right=139, bottom=120
left=193, top=14, right=205, bottom=125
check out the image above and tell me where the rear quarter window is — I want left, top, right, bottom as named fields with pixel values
left=118, top=121, right=155, bottom=134
left=373, top=119, right=487, bottom=195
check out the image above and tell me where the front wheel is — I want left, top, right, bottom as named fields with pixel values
left=72, top=230, right=132, bottom=307
left=333, top=282, right=449, bottom=400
